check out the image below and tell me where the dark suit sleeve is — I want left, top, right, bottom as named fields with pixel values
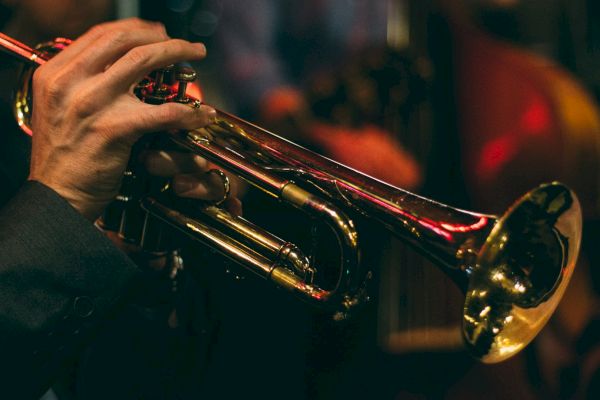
left=0, top=181, right=140, bottom=399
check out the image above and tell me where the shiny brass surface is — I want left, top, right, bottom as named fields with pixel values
left=175, top=66, right=197, bottom=102
left=0, top=33, right=583, bottom=362
left=463, top=184, right=580, bottom=362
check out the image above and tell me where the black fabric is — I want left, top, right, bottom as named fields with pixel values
left=0, top=181, right=139, bottom=399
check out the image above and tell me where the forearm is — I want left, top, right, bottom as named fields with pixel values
left=0, top=181, right=139, bottom=398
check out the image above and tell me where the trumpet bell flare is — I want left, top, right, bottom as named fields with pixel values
left=463, top=182, right=582, bottom=363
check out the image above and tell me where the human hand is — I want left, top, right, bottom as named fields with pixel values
left=28, top=18, right=216, bottom=220
left=142, top=149, right=242, bottom=216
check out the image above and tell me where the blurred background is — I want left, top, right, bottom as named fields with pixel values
left=1, top=0, right=599, bottom=398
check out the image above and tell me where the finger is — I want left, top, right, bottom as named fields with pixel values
left=121, top=102, right=216, bottom=139
left=224, top=197, right=243, bottom=217
left=43, top=18, right=163, bottom=72
left=69, top=26, right=170, bottom=76
left=142, top=150, right=209, bottom=177
left=172, top=172, right=226, bottom=201
left=103, top=39, right=206, bottom=91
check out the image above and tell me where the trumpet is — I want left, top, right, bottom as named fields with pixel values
left=0, top=32, right=582, bottom=364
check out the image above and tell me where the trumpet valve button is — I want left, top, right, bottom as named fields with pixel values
left=175, top=66, right=197, bottom=102
left=153, top=64, right=175, bottom=94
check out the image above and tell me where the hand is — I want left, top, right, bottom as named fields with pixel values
left=28, top=18, right=216, bottom=220
left=142, top=149, right=243, bottom=216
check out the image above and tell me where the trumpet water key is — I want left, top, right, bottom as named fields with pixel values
left=0, top=32, right=582, bottom=363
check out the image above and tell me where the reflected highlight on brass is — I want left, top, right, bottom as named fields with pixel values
left=463, top=184, right=580, bottom=363
left=0, top=33, right=582, bottom=363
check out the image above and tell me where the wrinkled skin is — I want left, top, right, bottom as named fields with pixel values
left=28, top=18, right=221, bottom=220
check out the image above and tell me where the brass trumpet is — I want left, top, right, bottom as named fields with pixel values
left=0, top=33, right=582, bottom=364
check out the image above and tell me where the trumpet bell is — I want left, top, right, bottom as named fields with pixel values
left=465, top=183, right=580, bottom=362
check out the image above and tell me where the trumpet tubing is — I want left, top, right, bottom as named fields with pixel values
left=0, top=33, right=583, bottom=363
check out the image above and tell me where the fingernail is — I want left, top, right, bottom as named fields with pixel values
left=208, top=108, right=217, bottom=122
left=200, top=106, right=217, bottom=123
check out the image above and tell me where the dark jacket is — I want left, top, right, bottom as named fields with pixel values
left=0, top=181, right=139, bottom=399
left=0, top=54, right=139, bottom=399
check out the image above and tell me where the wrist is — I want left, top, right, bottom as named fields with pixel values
left=28, top=178, right=106, bottom=221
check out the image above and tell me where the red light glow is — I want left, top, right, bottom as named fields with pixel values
left=477, top=135, right=518, bottom=180
left=520, top=95, right=551, bottom=135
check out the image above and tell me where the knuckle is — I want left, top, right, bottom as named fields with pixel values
left=70, top=92, right=98, bottom=119
left=147, top=21, right=168, bottom=37
left=122, top=18, right=162, bottom=33
left=69, top=56, right=91, bottom=74
left=170, top=39, right=190, bottom=52
left=159, top=39, right=186, bottom=58
left=124, top=47, right=150, bottom=68
left=108, top=17, right=144, bottom=31
left=34, top=68, right=64, bottom=101
left=154, top=23, right=168, bottom=39
left=126, top=17, right=145, bottom=26
left=86, top=23, right=108, bottom=38
left=106, top=30, right=130, bottom=48
left=32, top=67, right=48, bottom=88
